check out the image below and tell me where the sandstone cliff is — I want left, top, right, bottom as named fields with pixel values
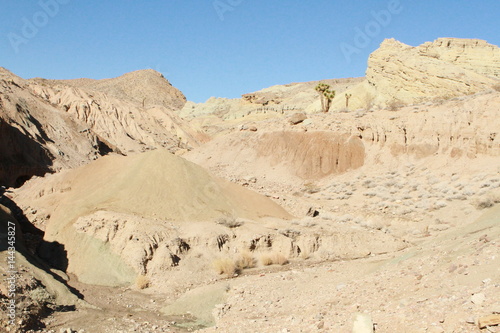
left=365, top=38, right=500, bottom=107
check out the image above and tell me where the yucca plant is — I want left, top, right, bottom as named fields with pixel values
left=315, top=82, right=336, bottom=112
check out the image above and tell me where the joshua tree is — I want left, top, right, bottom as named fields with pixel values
left=315, top=83, right=336, bottom=113
left=345, top=93, right=352, bottom=109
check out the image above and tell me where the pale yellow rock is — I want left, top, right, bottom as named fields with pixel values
left=366, top=38, right=500, bottom=106
left=352, top=313, right=374, bottom=333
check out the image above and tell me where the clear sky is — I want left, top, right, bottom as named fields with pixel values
left=1, top=0, right=499, bottom=103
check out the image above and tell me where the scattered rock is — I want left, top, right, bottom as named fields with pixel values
left=306, top=207, right=320, bottom=218
left=478, top=315, right=500, bottom=329
left=289, top=112, right=307, bottom=125
left=352, top=313, right=374, bottom=333
left=471, top=293, right=486, bottom=305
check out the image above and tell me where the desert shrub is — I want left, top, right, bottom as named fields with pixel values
left=260, top=252, right=289, bottom=266
left=213, top=258, right=238, bottom=276
left=135, top=275, right=150, bottom=290
left=260, top=254, right=273, bottom=266
left=236, top=251, right=256, bottom=270
left=363, top=93, right=375, bottom=111
left=304, top=182, right=320, bottom=194
left=387, top=99, right=405, bottom=111
left=474, top=198, right=494, bottom=209
left=492, top=83, right=500, bottom=92
left=216, top=217, right=243, bottom=228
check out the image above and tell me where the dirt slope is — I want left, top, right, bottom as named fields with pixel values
left=0, top=67, right=205, bottom=187
left=13, top=149, right=292, bottom=287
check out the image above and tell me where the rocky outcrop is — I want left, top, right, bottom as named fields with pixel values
left=242, top=78, right=364, bottom=107
left=0, top=69, right=98, bottom=187
left=186, top=131, right=365, bottom=183
left=366, top=38, right=500, bottom=106
left=28, top=78, right=204, bottom=154
left=179, top=78, right=364, bottom=121
left=257, top=131, right=365, bottom=179
left=0, top=68, right=205, bottom=187
left=418, top=38, right=500, bottom=79
left=56, top=69, right=187, bottom=110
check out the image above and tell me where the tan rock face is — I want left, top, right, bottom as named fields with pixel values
left=366, top=38, right=500, bottom=106
left=0, top=68, right=204, bottom=187
left=257, top=131, right=365, bottom=179
left=418, top=38, right=500, bottom=79
left=56, top=69, right=187, bottom=110
left=0, top=68, right=97, bottom=187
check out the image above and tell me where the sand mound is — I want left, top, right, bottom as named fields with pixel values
left=15, top=150, right=291, bottom=286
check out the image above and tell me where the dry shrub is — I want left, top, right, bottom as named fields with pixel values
left=387, top=99, right=405, bottom=111
left=135, top=275, right=150, bottom=290
left=474, top=197, right=495, bottom=209
left=493, top=83, right=500, bottom=92
left=304, top=182, right=320, bottom=194
left=236, top=251, right=256, bottom=270
left=213, top=258, right=238, bottom=276
left=363, top=93, right=375, bottom=111
left=260, top=252, right=289, bottom=266
left=473, top=190, right=500, bottom=209
left=216, top=217, right=243, bottom=228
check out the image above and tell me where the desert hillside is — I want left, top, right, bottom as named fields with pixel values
left=1, top=37, right=499, bottom=333
left=0, top=68, right=206, bottom=187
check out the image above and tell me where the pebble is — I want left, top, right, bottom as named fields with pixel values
left=352, top=313, right=374, bottom=333
left=471, top=293, right=486, bottom=305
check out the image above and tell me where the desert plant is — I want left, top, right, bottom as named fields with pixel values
left=363, top=93, right=375, bottom=111
left=216, top=217, right=243, bottom=228
left=260, top=252, right=289, bottom=266
left=304, top=182, right=320, bottom=194
left=236, top=251, right=256, bottom=270
left=387, top=98, right=405, bottom=111
left=345, top=93, right=352, bottom=109
left=315, top=82, right=336, bottom=113
left=493, top=83, right=500, bottom=92
left=135, top=275, right=150, bottom=289
left=213, top=258, right=238, bottom=277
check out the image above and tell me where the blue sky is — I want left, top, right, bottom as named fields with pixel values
left=1, top=0, right=499, bottom=103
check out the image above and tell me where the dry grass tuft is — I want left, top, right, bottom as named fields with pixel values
left=213, top=258, right=238, bottom=277
left=216, top=217, right=244, bottom=228
left=492, top=83, right=500, bottom=92
left=304, top=182, right=321, bottom=194
left=135, top=275, right=150, bottom=290
left=260, top=252, right=289, bottom=266
left=387, top=99, right=405, bottom=111
left=236, top=251, right=256, bottom=270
